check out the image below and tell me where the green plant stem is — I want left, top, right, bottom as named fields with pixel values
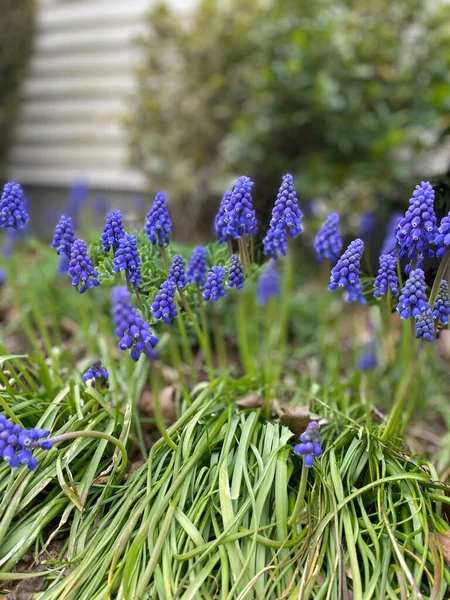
left=135, top=289, right=146, bottom=317
left=429, top=248, right=450, bottom=309
left=287, top=464, right=308, bottom=528
left=149, top=360, right=177, bottom=451
left=177, top=288, right=214, bottom=377
left=160, top=245, right=169, bottom=273
left=196, top=284, right=214, bottom=378
left=381, top=362, right=415, bottom=441
left=213, top=308, right=228, bottom=371
left=174, top=300, right=196, bottom=383
left=227, top=238, right=233, bottom=258
left=166, top=325, right=190, bottom=401
left=125, top=271, right=132, bottom=293
left=238, top=236, right=251, bottom=277
left=236, top=289, right=256, bottom=378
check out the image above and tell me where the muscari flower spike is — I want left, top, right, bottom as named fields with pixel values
left=113, top=233, right=141, bottom=289
left=145, top=191, right=172, bottom=246
left=435, top=211, right=450, bottom=259
left=228, top=254, right=245, bottom=289
left=263, top=174, right=303, bottom=258
left=111, top=286, right=158, bottom=361
left=152, top=280, right=178, bottom=324
left=68, top=238, right=100, bottom=293
left=396, top=182, right=438, bottom=267
left=57, top=254, right=69, bottom=276
left=356, top=342, right=378, bottom=371
left=168, top=254, right=186, bottom=289
left=314, top=213, right=342, bottom=263
left=359, top=212, right=377, bottom=238
left=203, top=266, right=227, bottom=302
left=51, top=215, right=75, bottom=258
left=0, top=414, right=53, bottom=471
left=432, top=280, right=450, bottom=324
left=186, top=246, right=207, bottom=286
left=294, top=421, right=323, bottom=468
left=0, top=182, right=29, bottom=229
left=223, top=176, right=257, bottom=239
left=215, top=191, right=232, bottom=243
left=381, top=213, right=402, bottom=256
left=328, top=239, right=365, bottom=303
left=396, top=268, right=429, bottom=319
left=0, top=268, right=5, bottom=287
left=415, top=310, right=435, bottom=342
left=373, top=253, right=399, bottom=298
left=101, top=210, right=125, bottom=252
left=257, top=261, right=281, bottom=305
left=82, top=361, right=109, bottom=387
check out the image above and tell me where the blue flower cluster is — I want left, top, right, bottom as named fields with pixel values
left=101, top=211, right=125, bottom=252
left=359, top=212, right=376, bottom=238
left=0, top=182, right=29, bottom=229
left=432, top=280, right=450, bottom=324
left=51, top=215, right=75, bottom=258
left=396, top=268, right=429, bottom=319
left=356, top=342, right=378, bottom=371
left=113, top=233, right=141, bottom=289
left=168, top=254, right=186, bottom=289
left=228, top=254, right=245, bottom=289
left=0, top=415, right=52, bottom=470
left=435, top=211, right=450, bottom=259
left=145, top=192, right=172, bottom=246
left=381, top=213, right=401, bottom=256
left=203, top=266, right=227, bottom=302
left=223, top=176, right=257, bottom=239
left=111, top=286, right=158, bottom=361
left=152, top=281, right=178, bottom=324
left=328, top=239, right=365, bottom=303
left=263, top=174, right=303, bottom=258
left=373, top=253, right=399, bottom=298
left=68, top=239, right=100, bottom=293
left=82, top=361, right=109, bottom=385
left=314, top=213, right=342, bottom=263
left=415, top=310, right=435, bottom=342
left=257, top=261, right=280, bottom=305
left=215, top=191, right=232, bottom=243
left=294, top=421, right=323, bottom=467
left=186, top=246, right=207, bottom=286
left=396, top=181, right=437, bottom=265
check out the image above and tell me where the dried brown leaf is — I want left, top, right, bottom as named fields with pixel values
left=139, top=386, right=177, bottom=422
left=236, top=394, right=264, bottom=409
left=273, top=401, right=327, bottom=436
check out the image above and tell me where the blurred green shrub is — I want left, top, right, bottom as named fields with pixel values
left=127, top=0, right=450, bottom=234
left=0, top=0, right=35, bottom=171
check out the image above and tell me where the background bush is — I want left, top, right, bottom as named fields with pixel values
left=126, top=0, right=450, bottom=237
left=0, top=0, right=35, bottom=173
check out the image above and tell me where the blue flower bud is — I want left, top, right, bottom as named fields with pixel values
left=314, top=213, right=342, bottom=263
left=145, top=192, right=172, bottom=246
left=228, top=254, right=245, bottom=289
left=68, top=239, right=100, bottom=293
left=0, top=182, right=29, bottom=229
left=101, top=210, right=125, bottom=252
left=51, top=216, right=75, bottom=258
left=328, top=239, right=365, bottom=303
left=397, top=268, right=429, bottom=319
left=203, top=266, right=227, bottom=302
left=374, top=253, right=399, bottom=298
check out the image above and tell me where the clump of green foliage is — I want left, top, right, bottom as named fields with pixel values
left=127, top=0, right=450, bottom=232
left=0, top=0, right=35, bottom=170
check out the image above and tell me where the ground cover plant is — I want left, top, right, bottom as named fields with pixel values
left=0, top=175, right=449, bottom=599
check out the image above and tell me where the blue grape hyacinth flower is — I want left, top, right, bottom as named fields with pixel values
left=186, top=246, right=207, bottom=286
left=294, top=421, right=323, bottom=468
left=314, top=213, right=342, bottom=263
left=357, top=342, right=378, bottom=371
left=396, top=182, right=438, bottom=267
left=432, top=280, right=450, bottom=324
left=145, top=192, right=172, bottom=246
left=113, top=233, right=141, bottom=289
left=381, top=213, right=402, bottom=256
left=0, top=268, right=5, bottom=287
left=68, top=239, right=100, bottom=293
left=257, top=261, right=281, bottom=305
left=223, top=176, right=257, bottom=239
left=228, top=254, right=245, bottom=289
left=0, top=415, right=53, bottom=471
left=434, top=212, right=450, bottom=259
left=373, top=253, right=399, bottom=298
left=111, top=286, right=158, bottom=361
left=82, top=361, right=109, bottom=387
left=328, top=239, right=365, bottom=303
left=215, top=190, right=232, bottom=243
left=168, top=254, right=186, bottom=289
left=415, top=310, right=435, bottom=342
left=263, top=174, right=303, bottom=258
left=359, top=212, right=377, bottom=238
left=101, top=210, right=125, bottom=252
left=203, top=266, right=227, bottom=302
left=51, top=215, right=75, bottom=258
left=57, top=254, right=69, bottom=276
left=152, top=280, right=178, bottom=324
left=396, top=268, right=429, bottom=319
left=0, top=182, right=29, bottom=229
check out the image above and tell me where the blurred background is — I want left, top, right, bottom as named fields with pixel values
left=1, top=0, right=450, bottom=240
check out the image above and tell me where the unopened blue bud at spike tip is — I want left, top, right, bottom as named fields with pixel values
left=314, top=213, right=342, bottom=263
left=228, top=254, right=245, bottom=289
left=203, top=266, right=227, bottom=302
left=101, top=210, right=125, bottom=252
left=51, top=215, right=75, bottom=258
left=82, top=361, right=109, bottom=386
left=186, top=246, right=207, bottom=286
left=145, top=192, right=172, bottom=247
left=0, top=182, right=29, bottom=229
left=397, top=268, right=429, bottom=320
left=263, top=174, right=302, bottom=259
left=294, top=421, right=322, bottom=467
left=168, top=254, right=186, bottom=289
left=432, top=280, right=450, bottom=324
left=329, top=239, right=365, bottom=304
left=68, top=238, right=100, bottom=293
left=374, top=253, right=399, bottom=298
left=113, top=233, right=141, bottom=289
left=152, top=280, right=178, bottom=324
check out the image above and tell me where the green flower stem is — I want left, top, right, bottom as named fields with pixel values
left=227, top=238, right=234, bottom=258
left=196, top=284, right=214, bottom=377
left=250, top=234, right=255, bottom=264
left=149, top=360, right=178, bottom=451
left=160, top=245, right=169, bottom=273
left=287, top=464, right=308, bottom=528
left=238, top=236, right=251, bottom=277
left=381, top=362, right=415, bottom=441
left=236, top=289, right=256, bottom=377
left=124, top=270, right=132, bottom=293
left=429, top=248, right=450, bottom=309
left=262, top=296, right=277, bottom=396
left=213, top=308, right=228, bottom=371
left=48, top=430, right=128, bottom=478
left=174, top=299, right=196, bottom=383
left=134, top=289, right=146, bottom=317
left=165, top=325, right=190, bottom=401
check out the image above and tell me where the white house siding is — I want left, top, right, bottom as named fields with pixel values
left=5, top=0, right=156, bottom=193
